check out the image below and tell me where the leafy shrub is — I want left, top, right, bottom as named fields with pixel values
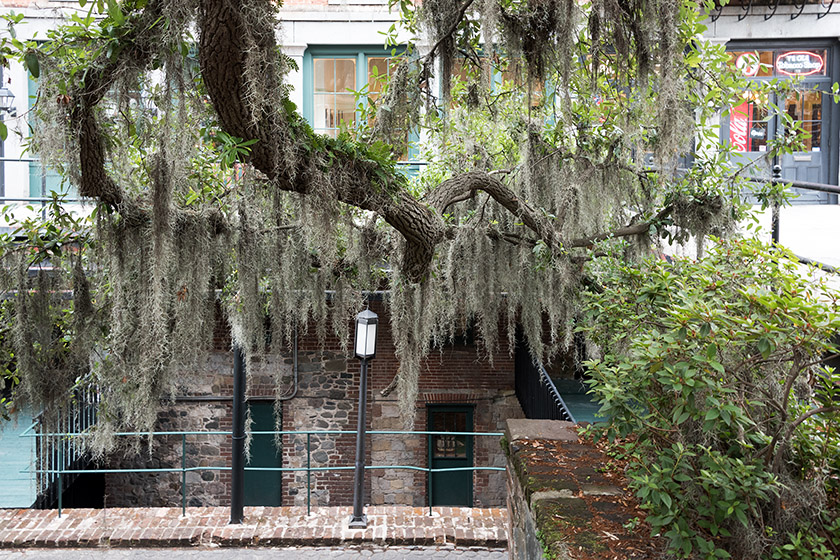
left=582, top=239, right=840, bottom=559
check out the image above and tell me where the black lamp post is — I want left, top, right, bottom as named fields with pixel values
left=349, top=309, right=378, bottom=529
left=230, top=345, right=246, bottom=524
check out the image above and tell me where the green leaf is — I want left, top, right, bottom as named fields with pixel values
left=106, top=0, right=124, bottom=25
left=0, top=121, right=7, bottom=142
left=706, top=343, right=717, bottom=360
left=757, top=337, right=771, bottom=359
left=24, top=52, right=39, bottom=78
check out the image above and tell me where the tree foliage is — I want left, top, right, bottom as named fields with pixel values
left=0, top=0, right=822, bottom=438
left=583, top=240, right=840, bottom=559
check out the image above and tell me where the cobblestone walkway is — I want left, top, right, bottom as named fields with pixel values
left=0, top=507, right=507, bottom=550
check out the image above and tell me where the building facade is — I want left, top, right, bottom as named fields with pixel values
left=100, top=299, right=523, bottom=509
left=705, top=0, right=840, bottom=202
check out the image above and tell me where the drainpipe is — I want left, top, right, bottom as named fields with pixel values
left=230, top=345, right=246, bottom=524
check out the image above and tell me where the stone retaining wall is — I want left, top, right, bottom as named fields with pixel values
left=504, top=419, right=659, bottom=560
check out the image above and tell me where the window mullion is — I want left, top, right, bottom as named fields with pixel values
left=355, top=52, right=365, bottom=130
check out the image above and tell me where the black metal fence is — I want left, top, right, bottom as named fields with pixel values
left=514, top=345, right=576, bottom=423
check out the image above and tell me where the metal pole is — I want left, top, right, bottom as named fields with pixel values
left=230, top=345, right=246, bottom=524
left=771, top=163, right=782, bottom=245
left=428, top=433, right=433, bottom=516
left=306, top=433, right=311, bottom=516
left=181, top=434, right=187, bottom=516
left=57, top=446, right=63, bottom=518
left=349, top=357, right=369, bottom=528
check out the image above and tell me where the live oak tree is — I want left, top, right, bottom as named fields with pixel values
left=0, top=0, right=786, bottom=437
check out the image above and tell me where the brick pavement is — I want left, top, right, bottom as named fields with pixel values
left=0, top=507, right=507, bottom=550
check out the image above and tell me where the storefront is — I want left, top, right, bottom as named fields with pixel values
left=723, top=40, right=840, bottom=203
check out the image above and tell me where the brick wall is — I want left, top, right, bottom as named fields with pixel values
left=104, top=300, right=523, bottom=508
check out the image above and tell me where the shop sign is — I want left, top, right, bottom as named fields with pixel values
left=776, top=51, right=824, bottom=77
left=730, top=102, right=752, bottom=152
left=735, top=52, right=761, bottom=77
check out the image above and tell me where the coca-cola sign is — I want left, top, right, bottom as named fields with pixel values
left=776, top=51, right=824, bottom=77
left=730, top=102, right=752, bottom=152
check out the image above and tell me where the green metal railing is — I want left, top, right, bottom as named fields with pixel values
left=27, top=382, right=99, bottom=508
left=20, top=427, right=504, bottom=518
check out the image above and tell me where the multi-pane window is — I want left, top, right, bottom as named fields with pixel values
left=450, top=57, right=543, bottom=107
left=305, top=48, right=417, bottom=162
left=367, top=57, right=395, bottom=108
left=785, top=90, right=822, bottom=151
left=313, top=58, right=358, bottom=138
left=430, top=411, right=468, bottom=459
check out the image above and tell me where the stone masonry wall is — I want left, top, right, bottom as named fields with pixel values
left=505, top=419, right=660, bottom=560
left=104, top=299, right=523, bottom=509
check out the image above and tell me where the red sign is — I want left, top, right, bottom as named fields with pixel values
left=776, top=51, right=824, bottom=77
left=735, top=52, right=760, bottom=77
left=730, top=102, right=752, bottom=152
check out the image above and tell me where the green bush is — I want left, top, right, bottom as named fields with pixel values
left=581, top=239, right=840, bottom=559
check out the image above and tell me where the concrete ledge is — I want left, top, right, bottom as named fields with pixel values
left=505, top=419, right=578, bottom=443
left=505, top=419, right=659, bottom=559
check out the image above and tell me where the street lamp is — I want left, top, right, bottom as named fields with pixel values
left=0, top=87, right=15, bottom=115
left=349, top=308, right=378, bottom=529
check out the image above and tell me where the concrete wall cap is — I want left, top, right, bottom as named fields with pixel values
left=505, top=419, right=578, bottom=443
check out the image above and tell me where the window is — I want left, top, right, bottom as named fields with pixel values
left=727, top=48, right=830, bottom=153
left=450, top=57, right=544, bottom=107
left=312, top=57, right=358, bottom=137
left=303, top=47, right=416, bottom=160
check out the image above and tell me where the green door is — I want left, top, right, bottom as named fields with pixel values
left=428, top=405, right=473, bottom=507
left=244, top=402, right=283, bottom=506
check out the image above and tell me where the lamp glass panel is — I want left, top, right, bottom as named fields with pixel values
left=364, top=323, right=377, bottom=356
left=355, top=322, right=367, bottom=357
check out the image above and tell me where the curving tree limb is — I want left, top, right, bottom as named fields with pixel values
left=65, top=0, right=666, bottom=283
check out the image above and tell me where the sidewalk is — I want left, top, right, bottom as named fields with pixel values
left=0, top=506, right=508, bottom=549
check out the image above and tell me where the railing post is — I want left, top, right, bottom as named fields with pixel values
left=230, top=345, right=246, bottom=524
left=181, top=434, right=187, bottom=516
left=57, top=446, right=63, bottom=518
left=428, top=433, right=433, bottom=516
left=771, top=164, right=782, bottom=245
left=306, top=433, right=311, bottom=516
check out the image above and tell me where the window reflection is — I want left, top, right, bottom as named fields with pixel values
left=784, top=90, right=822, bottom=151
left=431, top=412, right=468, bottom=459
